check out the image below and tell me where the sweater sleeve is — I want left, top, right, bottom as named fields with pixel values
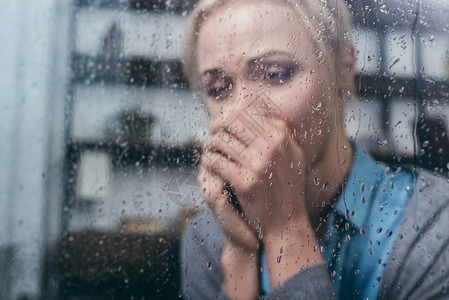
left=181, top=209, right=337, bottom=300
left=180, top=210, right=232, bottom=300
left=261, top=264, right=336, bottom=300
left=379, top=171, right=449, bottom=300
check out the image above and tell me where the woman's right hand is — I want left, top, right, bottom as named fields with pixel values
left=197, top=161, right=259, bottom=253
left=198, top=160, right=260, bottom=300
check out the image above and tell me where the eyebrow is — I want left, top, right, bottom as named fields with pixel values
left=199, top=50, right=295, bottom=78
left=248, top=50, right=295, bottom=63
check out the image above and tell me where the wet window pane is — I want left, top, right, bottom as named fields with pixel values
left=0, top=0, right=449, bottom=299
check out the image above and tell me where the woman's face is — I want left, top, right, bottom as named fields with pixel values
left=196, top=0, right=341, bottom=163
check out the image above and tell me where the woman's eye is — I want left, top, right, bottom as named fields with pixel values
left=262, top=65, right=294, bottom=84
left=201, top=71, right=233, bottom=100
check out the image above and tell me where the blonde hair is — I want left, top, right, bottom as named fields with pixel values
left=183, top=0, right=354, bottom=90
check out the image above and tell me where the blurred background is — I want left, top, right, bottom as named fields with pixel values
left=0, top=0, right=448, bottom=299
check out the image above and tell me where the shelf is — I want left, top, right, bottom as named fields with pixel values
left=72, top=54, right=449, bottom=100
left=72, top=54, right=188, bottom=89
left=74, top=0, right=197, bottom=14
left=66, top=139, right=201, bottom=167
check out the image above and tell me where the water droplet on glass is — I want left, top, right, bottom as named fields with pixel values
left=312, top=102, right=322, bottom=111
left=313, top=177, right=320, bottom=185
left=385, top=230, right=392, bottom=237
left=322, top=182, right=328, bottom=190
left=377, top=227, right=382, bottom=233
left=316, top=51, right=324, bottom=64
left=345, top=222, right=350, bottom=231
left=378, top=139, right=388, bottom=147
left=277, top=256, right=282, bottom=263
left=380, top=4, right=390, bottom=14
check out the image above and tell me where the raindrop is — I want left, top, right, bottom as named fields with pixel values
left=378, top=139, right=388, bottom=147
left=346, top=235, right=351, bottom=242
left=380, top=4, right=390, bottom=14
left=206, top=261, right=212, bottom=270
left=312, top=102, right=322, bottom=111
left=280, top=247, right=284, bottom=254
left=360, top=227, right=367, bottom=235
left=377, top=227, right=383, bottom=233
left=385, top=230, right=392, bottom=238
left=277, top=256, right=282, bottom=263
left=355, top=269, right=360, bottom=275
left=316, top=51, right=324, bottom=64
left=331, top=270, right=336, bottom=277
left=313, top=177, right=320, bottom=185
left=385, top=167, right=391, bottom=175
left=322, top=182, right=328, bottom=190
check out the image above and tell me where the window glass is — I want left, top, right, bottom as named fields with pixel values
left=0, top=0, right=448, bottom=299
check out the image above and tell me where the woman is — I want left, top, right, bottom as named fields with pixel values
left=181, top=0, right=449, bottom=299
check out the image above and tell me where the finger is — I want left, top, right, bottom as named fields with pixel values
left=197, top=161, right=225, bottom=206
left=198, top=163, right=259, bottom=250
left=206, top=130, right=248, bottom=165
left=205, top=152, right=256, bottom=194
left=211, top=185, right=259, bottom=250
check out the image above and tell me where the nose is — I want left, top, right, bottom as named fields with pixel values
left=208, top=81, right=250, bottom=136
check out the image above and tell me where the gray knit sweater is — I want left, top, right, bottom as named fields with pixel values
left=181, top=169, right=449, bottom=299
